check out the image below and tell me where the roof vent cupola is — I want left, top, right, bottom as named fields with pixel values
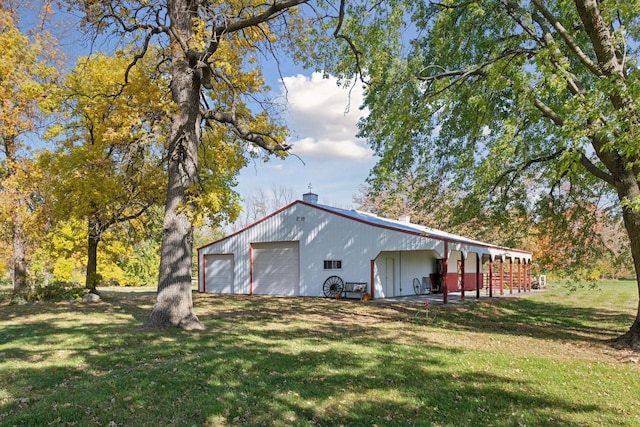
left=303, top=192, right=318, bottom=204
left=399, top=215, right=411, bottom=223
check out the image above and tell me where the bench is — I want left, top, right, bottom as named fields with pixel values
left=343, top=282, right=368, bottom=299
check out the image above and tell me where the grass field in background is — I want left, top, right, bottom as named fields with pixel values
left=1, top=281, right=639, bottom=426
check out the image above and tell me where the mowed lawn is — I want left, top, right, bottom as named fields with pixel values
left=1, top=281, right=639, bottom=426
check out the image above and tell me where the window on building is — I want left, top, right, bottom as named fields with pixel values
left=323, top=260, right=342, bottom=270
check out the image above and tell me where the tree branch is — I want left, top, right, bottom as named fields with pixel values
left=532, top=97, right=615, bottom=185
left=493, top=149, right=565, bottom=191
left=333, top=0, right=366, bottom=84
left=580, top=153, right=614, bottom=186
left=533, top=97, right=564, bottom=126
left=214, top=0, right=308, bottom=40
left=531, top=0, right=602, bottom=76
left=574, top=0, right=623, bottom=77
left=201, top=109, right=290, bottom=153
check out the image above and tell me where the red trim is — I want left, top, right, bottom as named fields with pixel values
left=476, top=253, right=481, bottom=299
left=518, top=260, right=522, bottom=293
left=197, top=247, right=203, bottom=292
left=201, top=254, right=205, bottom=293
left=370, top=259, right=375, bottom=299
left=304, top=201, right=532, bottom=256
left=249, top=244, right=254, bottom=295
left=197, top=200, right=301, bottom=251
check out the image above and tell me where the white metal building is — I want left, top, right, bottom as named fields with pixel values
left=197, top=193, right=533, bottom=301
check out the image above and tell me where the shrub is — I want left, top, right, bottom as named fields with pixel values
left=27, top=280, right=88, bottom=302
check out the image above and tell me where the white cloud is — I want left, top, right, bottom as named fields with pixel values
left=233, top=72, right=378, bottom=215
left=291, top=137, right=372, bottom=160
left=280, top=72, right=372, bottom=161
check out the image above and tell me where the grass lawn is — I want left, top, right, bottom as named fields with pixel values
left=1, top=281, right=639, bottom=426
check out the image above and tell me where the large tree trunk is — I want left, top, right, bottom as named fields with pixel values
left=12, top=207, right=28, bottom=297
left=85, top=219, right=100, bottom=292
left=611, top=168, right=640, bottom=349
left=144, top=0, right=204, bottom=330
left=5, top=136, right=28, bottom=297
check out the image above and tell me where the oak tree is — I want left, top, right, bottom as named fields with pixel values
left=324, top=1, right=640, bottom=348
left=71, top=0, right=315, bottom=329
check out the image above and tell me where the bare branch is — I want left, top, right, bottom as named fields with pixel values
left=201, top=109, right=290, bottom=153
left=214, top=0, right=308, bottom=40
left=493, top=149, right=565, bottom=191
left=430, top=0, right=479, bottom=9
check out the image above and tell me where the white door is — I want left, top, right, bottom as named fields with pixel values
left=252, top=242, right=299, bottom=296
left=385, top=257, right=395, bottom=298
left=204, top=254, right=234, bottom=293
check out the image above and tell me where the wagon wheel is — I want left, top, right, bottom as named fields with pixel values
left=323, top=276, right=344, bottom=298
left=413, top=278, right=422, bottom=295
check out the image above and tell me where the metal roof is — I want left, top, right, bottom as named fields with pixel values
left=310, top=202, right=531, bottom=256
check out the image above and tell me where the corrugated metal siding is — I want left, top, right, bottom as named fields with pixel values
left=199, top=202, right=530, bottom=297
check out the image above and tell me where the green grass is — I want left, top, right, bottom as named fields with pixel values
left=1, top=281, right=639, bottom=426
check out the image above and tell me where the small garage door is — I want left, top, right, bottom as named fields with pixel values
left=204, top=254, right=234, bottom=293
left=252, top=242, right=299, bottom=296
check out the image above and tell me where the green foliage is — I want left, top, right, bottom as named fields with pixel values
left=322, top=1, right=640, bottom=284
left=26, top=280, right=88, bottom=303
left=121, top=239, right=160, bottom=286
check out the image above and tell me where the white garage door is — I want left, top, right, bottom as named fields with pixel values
left=252, top=242, right=299, bottom=296
left=204, top=254, right=234, bottom=293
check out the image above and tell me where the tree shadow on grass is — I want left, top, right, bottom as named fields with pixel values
left=1, top=292, right=638, bottom=426
left=1, top=313, right=609, bottom=427
left=423, top=297, right=635, bottom=344
left=195, top=292, right=635, bottom=346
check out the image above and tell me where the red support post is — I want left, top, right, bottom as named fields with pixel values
left=370, top=259, right=375, bottom=299
left=517, top=260, right=521, bottom=293
left=489, top=258, right=493, bottom=298
left=509, top=257, right=513, bottom=294
left=476, top=253, right=481, bottom=299
left=443, top=241, right=449, bottom=304
left=460, top=252, right=465, bottom=301
left=499, top=257, right=504, bottom=295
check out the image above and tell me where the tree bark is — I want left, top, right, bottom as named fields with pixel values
left=144, top=0, right=204, bottom=330
left=5, top=136, right=28, bottom=297
left=12, top=206, right=28, bottom=297
left=85, top=218, right=101, bottom=292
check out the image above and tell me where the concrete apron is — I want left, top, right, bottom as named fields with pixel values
left=373, top=289, right=544, bottom=304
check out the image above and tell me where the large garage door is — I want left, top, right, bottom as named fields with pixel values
left=204, top=254, right=234, bottom=293
left=252, top=242, right=299, bottom=296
